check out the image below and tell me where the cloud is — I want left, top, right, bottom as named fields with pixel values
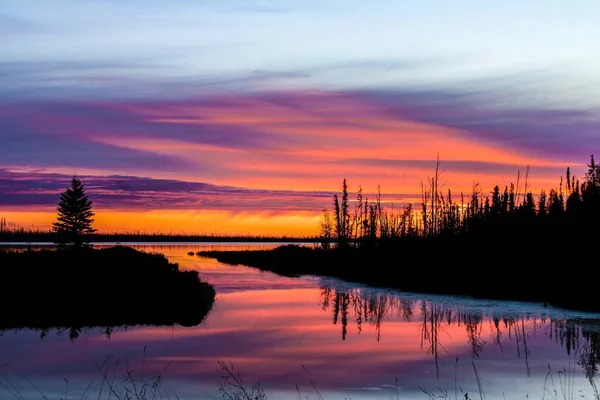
left=0, top=170, right=336, bottom=212
left=0, top=112, right=192, bottom=173
left=334, top=158, right=567, bottom=177
left=1, top=76, right=598, bottom=208
left=0, top=55, right=472, bottom=101
left=356, top=88, right=600, bottom=161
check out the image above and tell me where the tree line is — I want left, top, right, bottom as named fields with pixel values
left=319, top=154, right=600, bottom=249
left=3, top=154, right=600, bottom=248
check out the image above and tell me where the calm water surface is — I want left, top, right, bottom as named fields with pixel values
left=2, top=243, right=600, bottom=399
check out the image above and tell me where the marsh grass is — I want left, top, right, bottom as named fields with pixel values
left=418, top=361, right=600, bottom=400
left=3, top=357, right=600, bottom=400
left=218, top=361, right=266, bottom=400
left=0, top=349, right=179, bottom=400
left=218, top=360, right=600, bottom=400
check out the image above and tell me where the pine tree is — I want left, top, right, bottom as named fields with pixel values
left=319, top=209, right=334, bottom=250
left=582, top=154, right=600, bottom=222
left=53, top=176, right=96, bottom=247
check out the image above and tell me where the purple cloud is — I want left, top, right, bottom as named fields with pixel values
left=355, top=88, right=600, bottom=162
left=334, top=158, right=568, bottom=177
left=0, top=170, right=336, bottom=211
left=1, top=80, right=599, bottom=208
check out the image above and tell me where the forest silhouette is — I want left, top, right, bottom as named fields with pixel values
left=201, top=154, right=600, bottom=312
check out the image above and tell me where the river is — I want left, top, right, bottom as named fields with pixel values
left=1, top=243, right=600, bottom=400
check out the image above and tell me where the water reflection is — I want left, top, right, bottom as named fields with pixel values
left=320, top=285, right=600, bottom=381
left=2, top=244, right=600, bottom=400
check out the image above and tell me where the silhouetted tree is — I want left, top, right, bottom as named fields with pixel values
left=341, top=179, right=350, bottom=245
left=548, top=188, right=564, bottom=218
left=333, top=194, right=341, bottom=245
left=566, top=181, right=583, bottom=218
left=520, top=192, right=536, bottom=219
left=582, top=155, right=600, bottom=223
left=585, top=155, right=600, bottom=185
left=538, top=190, right=548, bottom=217
left=501, top=185, right=509, bottom=215
left=53, top=176, right=96, bottom=247
left=491, top=185, right=502, bottom=217
left=508, top=183, right=516, bottom=214
left=353, top=186, right=364, bottom=243
left=319, top=209, right=334, bottom=250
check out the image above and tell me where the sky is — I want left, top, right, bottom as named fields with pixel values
left=1, top=0, right=600, bottom=235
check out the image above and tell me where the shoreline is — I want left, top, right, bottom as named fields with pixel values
left=199, top=243, right=600, bottom=314
left=0, top=240, right=317, bottom=246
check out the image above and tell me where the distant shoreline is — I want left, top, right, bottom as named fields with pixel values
left=0, top=234, right=318, bottom=244
left=0, top=240, right=317, bottom=246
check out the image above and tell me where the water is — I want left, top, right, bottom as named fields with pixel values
left=1, top=243, right=600, bottom=399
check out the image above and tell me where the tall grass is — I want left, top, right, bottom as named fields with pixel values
left=3, top=355, right=600, bottom=400
left=0, top=350, right=178, bottom=400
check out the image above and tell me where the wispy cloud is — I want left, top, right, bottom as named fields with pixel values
left=1, top=53, right=599, bottom=232
left=0, top=170, right=336, bottom=212
left=1, top=84, right=597, bottom=200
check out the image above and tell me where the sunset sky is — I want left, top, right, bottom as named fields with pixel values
left=1, top=1, right=600, bottom=235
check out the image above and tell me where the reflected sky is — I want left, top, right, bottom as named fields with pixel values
left=1, top=244, right=600, bottom=399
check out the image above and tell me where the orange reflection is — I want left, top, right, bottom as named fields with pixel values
left=0, top=245, right=596, bottom=398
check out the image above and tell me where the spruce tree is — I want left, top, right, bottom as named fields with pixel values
left=53, top=176, right=96, bottom=247
left=582, top=154, right=600, bottom=223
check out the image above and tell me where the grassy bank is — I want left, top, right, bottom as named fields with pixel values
left=199, top=238, right=600, bottom=313
left=4, top=356, right=596, bottom=400
left=0, top=246, right=216, bottom=337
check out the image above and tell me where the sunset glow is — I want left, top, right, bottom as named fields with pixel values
left=1, top=1, right=599, bottom=235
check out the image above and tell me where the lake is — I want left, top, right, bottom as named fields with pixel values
left=1, top=243, right=600, bottom=400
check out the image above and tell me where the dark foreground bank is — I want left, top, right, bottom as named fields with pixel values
left=199, top=242, right=599, bottom=313
left=0, top=246, right=215, bottom=337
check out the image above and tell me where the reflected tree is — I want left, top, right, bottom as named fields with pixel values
left=318, top=286, right=600, bottom=380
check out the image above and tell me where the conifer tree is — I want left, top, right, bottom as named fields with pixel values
left=53, top=176, right=96, bottom=247
left=491, top=185, right=502, bottom=216
left=538, top=190, right=548, bottom=217
left=319, top=209, right=334, bottom=250
left=582, top=154, right=600, bottom=222
left=341, top=179, right=349, bottom=243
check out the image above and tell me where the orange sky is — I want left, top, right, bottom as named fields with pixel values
left=0, top=90, right=593, bottom=236
left=0, top=210, right=322, bottom=236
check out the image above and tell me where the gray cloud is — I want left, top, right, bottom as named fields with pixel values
left=353, top=88, right=600, bottom=161
left=0, top=117, right=192, bottom=172
left=0, top=170, right=336, bottom=211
